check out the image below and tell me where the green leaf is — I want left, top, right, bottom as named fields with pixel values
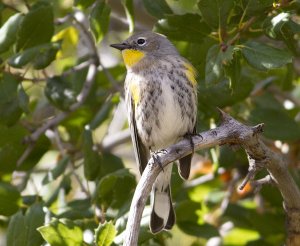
left=224, top=228, right=260, bottom=245
left=95, top=169, right=136, bottom=209
left=0, top=13, right=23, bottom=54
left=224, top=51, right=241, bottom=89
left=74, top=0, right=95, bottom=9
left=154, top=14, right=211, bottom=43
left=45, top=65, right=88, bottom=111
left=198, top=0, right=234, bottom=29
left=176, top=200, right=219, bottom=238
left=90, top=101, right=114, bottom=130
left=83, top=126, right=101, bottom=180
left=224, top=203, right=285, bottom=236
left=42, top=155, right=70, bottom=185
left=198, top=76, right=254, bottom=113
left=6, top=211, right=26, bottom=245
left=0, top=124, right=27, bottom=173
left=7, top=203, right=45, bottom=246
left=264, top=13, right=300, bottom=55
left=89, top=0, right=111, bottom=43
left=240, top=0, right=273, bottom=16
left=16, top=2, right=54, bottom=51
left=101, top=152, right=124, bottom=176
left=17, top=84, right=29, bottom=113
left=176, top=200, right=201, bottom=223
left=19, top=135, right=51, bottom=172
left=282, top=63, right=294, bottom=91
left=241, top=41, right=292, bottom=71
left=205, top=44, right=234, bottom=84
left=122, top=0, right=134, bottom=33
left=45, top=76, right=77, bottom=111
left=142, top=0, right=172, bottom=19
left=0, top=73, right=23, bottom=126
left=167, top=0, right=200, bottom=14
left=45, top=175, right=72, bottom=207
left=94, top=221, right=117, bottom=246
left=8, top=42, right=60, bottom=69
left=0, top=182, right=21, bottom=216
left=38, top=219, right=83, bottom=246
left=249, top=106, right=300, bottom=141
left=58, top=199, right=93, bottom=220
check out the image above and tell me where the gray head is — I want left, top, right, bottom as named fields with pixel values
left=110, top=31, right=179, bottom=57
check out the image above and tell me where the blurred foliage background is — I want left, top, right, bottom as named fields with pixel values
left=0, top=0, right=299, bottom=245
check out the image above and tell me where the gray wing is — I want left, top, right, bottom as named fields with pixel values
left=126, top=90, right=149, bottom=174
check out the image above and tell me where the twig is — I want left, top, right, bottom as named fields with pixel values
left=72, top=11, right=122, bottom=92
left=69, top=160, right=90, bottom=197
left=220, top=171, right=240, bottom=214
left=228, top=16, right=257, bottom=45
left=72, top=11, right=100, bottom=66
left=100, top=129, right=131, bottom=151
left=251, top=175, right=273, bottom=193
left=183, top=173, right=214, bottom=188
left=123, top=110, right=300, bottom=246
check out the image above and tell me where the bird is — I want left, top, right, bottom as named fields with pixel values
left=110, top=31, right=198, bottom=234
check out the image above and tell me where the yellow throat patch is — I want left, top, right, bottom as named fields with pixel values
left=122, top=49, right=145, bottom=68
left=184, top=63, right=197, bottom=86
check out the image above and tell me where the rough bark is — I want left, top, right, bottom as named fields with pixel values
left=123, top=110, right=300, bottom=246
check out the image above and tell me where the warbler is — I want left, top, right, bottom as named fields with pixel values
left=111, top=31, right=197, bottom=233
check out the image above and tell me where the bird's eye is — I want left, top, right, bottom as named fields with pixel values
left=137, top=38, right=146, bottom=46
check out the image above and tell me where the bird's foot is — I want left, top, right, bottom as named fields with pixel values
left=150, top=149, right=168, bottom=172
left=183, top=133, right=196, bottom=154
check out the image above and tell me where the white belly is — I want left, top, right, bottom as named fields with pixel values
left=149, top=83, right=192, bottom=150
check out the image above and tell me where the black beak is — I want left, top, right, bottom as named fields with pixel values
left=110, top=43, right=132, bottom=51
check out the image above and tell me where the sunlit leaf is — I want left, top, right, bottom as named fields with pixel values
left=38, top=219, right=83, bottom=246
left=0, top=13, right=23, bottom=54
left=74, top=0, right=95, bottom=9
left=52, top=27, right=79, bottom=59
left=94, top=221, right=117, bottom=246
left=122, top=0, right=135, bottom=33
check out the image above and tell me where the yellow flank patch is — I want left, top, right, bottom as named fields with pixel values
left=129, top=82, right=140, bottom=107
left=122, top=49, right=145, bottom=67
left=184, top=62, right=197, bottom=86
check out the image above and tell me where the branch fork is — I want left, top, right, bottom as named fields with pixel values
left=123, top=110, right=300, bottom=246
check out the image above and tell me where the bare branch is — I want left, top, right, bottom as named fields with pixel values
left=251, top=175, right=273, bottom=193
left=123, top=110, right=300, bottom=246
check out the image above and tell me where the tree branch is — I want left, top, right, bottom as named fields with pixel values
left=123, top=110, right=300, bottom=246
